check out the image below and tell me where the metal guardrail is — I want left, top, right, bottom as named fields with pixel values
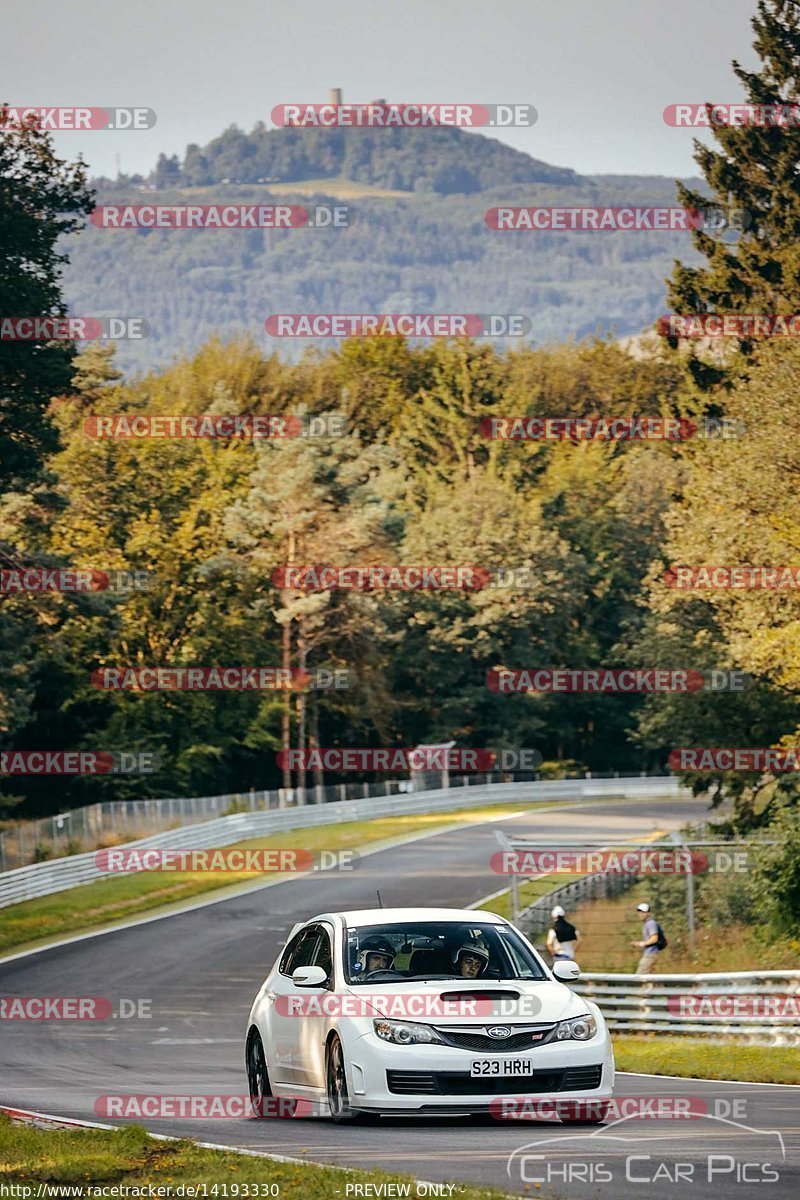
left=0, top=769, right=674, bottom=870
left=575, top=970, right=800, bottom=1044
left=0, top=775, right=683, bottom=909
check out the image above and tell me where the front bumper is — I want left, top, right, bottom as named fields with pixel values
left=346, top=1031, right=614, bottom=1113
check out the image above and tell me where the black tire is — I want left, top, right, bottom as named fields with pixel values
left=246, top=1028, right=273, bottom=1118
left=325, top=1034, right=379, bottom=1123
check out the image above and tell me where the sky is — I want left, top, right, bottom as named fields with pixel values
left=2, top=0, right=761, bottom=180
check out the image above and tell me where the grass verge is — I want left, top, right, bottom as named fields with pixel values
left=613, top=1036, right=800, bottom=1084
left=0, top=800, right=538, bottom=958
left=0, top=1113, right=514, bottom=1198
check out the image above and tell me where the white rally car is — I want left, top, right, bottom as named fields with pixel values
left=245, top=907, right=614, bottom=1121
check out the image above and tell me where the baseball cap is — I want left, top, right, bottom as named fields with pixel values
left=636, top=903, right=650, bottom=913
left=551, top=905, right=566, bottom=918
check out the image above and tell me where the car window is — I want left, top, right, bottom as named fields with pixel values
left=279, top=927, right=316, bottom=976
left=343, top=921, right=547, bottom=984
left=292, top=928, right=323, bottom=971
left=313, top=927, right=333, bottom=977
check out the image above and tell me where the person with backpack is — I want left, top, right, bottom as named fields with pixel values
left=546, top=905, right=581, bottom=961
left=631, top=901, right=667, bottom=973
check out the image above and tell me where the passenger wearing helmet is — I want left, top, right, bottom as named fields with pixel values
left=546, top=906, right=581, bottom=961
left=357, top=935, right=396, bottom=976
left=452, top=940, right=490, bottom=978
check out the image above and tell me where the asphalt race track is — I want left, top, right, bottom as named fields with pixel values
left=1, top=794, right=798, bottom=1199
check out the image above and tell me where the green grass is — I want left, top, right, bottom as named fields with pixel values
left=0, top=1114, right=515, bottom=1198
left=0, top=800, right=537, bottom=957
left=613, top=1036, right=800, bottom=1084
left=476, top=872, right=576, bottom=920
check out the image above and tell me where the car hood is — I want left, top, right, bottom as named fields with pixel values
left=342, top=978, right=585, bottom=1025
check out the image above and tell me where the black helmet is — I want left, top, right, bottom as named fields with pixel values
left=357, top=935, right=395, bottom=971
left=451, top=940, right=490, bottom=973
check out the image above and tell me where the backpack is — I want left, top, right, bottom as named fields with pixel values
left=554, top=917, right=577, bottom=943
left=655, top=923, right=668, bottom=951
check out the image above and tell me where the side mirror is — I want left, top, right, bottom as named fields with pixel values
left=292, top=965, right=329, bottom=987
left=552, top=960, right=581, bottom=983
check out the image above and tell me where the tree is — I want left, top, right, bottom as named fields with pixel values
left=667, top=2, right=800, bottom=367
left=153, top=152, right=181, bottom=190
left=633, top=339, right=800, bottom=826
left=0, top=106, right=94, bottom=490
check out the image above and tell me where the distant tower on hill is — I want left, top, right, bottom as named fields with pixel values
left=329, top=88, right=343, bottom=106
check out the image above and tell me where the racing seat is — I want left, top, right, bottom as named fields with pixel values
left=409, top=947, right=448, bottom=975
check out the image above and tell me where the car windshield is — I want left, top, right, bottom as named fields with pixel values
left=343, top=920, right=547, bottom=984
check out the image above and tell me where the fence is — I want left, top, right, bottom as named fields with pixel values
left=0, top=774, right=683, bottom=909
left=0, top=768, right=672, bottom=871
left=574, top=970, right=800, bottom=1044
left=520, top=870, right=639, bottom=938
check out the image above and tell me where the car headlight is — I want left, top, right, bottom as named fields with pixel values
left=373, top=1019, right=444, bottom=1045
left=555, top=1014, right=597, bottom=1041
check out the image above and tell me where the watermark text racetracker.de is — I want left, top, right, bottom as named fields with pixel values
left=492, top=1094, right=753, bottom=1121
left=669, top=747, right=800, bottom=772
left=0, top=105, right=156, bottom=130
left=1, top=996, right=151, bottom=1019
left=265, top=314, right=530, bottom=337
left=91, top=666, right=350, bottom=691
left=485, top=205, right=748, bottom=233
left=664, top=102, right=800, bottom=126
left=479, top=415, right=746, bottom=441
left=487, top=668, right=752, bottom=693
left=659, top=313, right=800, bottom=338
left=665, top=565, right=800, bottom=589
left=0, top=750, right=157, bottom=776
left=90, top=204, right=348, bottom=229
left=94, top=1095, right=321, bottom=1119
left=272, top=101, right=536, bottom=127
left=0, top=317, right=148, bottom=341
left=83, top=413, right=346, bottom=439
left=272, top=564, right=576, bottom=591
left=277, top=747, right=542, bottom=772
left=94, top=846, right=358, bottom=874
left=490, top=845, right=744, bottom=876
left=1, top=567, right=151, bottom=593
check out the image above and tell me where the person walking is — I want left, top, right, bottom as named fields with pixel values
left=631, top=901, right=666, bottom=973
left=546, top=905, right=581, bottom=961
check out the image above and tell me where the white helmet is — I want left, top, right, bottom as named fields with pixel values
left=551, top=905, right=566, bottom=918
left=356, top=936, right=396, bottom=972
left=451, top=941, right=490, bottom=973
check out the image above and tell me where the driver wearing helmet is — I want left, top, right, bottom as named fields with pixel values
left=357, top=935, right=396, bottom=976
left=452, top=940, right=490, bottom=979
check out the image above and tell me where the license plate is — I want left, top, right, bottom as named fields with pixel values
left=469, top=1058, right=534, bottom=1078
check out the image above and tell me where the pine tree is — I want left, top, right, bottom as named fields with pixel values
left=0, top=107, right=94, bottom=490
left=667, top=1, right=800, bottom=372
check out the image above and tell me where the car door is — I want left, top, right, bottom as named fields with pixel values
left=296, top=923, right=335, bottom=1088
left=267, top=924, right=333, bottom=1086
left=264, top=925, right=318, bottom=1084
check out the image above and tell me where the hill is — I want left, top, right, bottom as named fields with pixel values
left=65, top=122, right=702, bottom=372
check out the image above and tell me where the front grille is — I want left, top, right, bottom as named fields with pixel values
left=386, top=1064, right=603, bottom=1096
left=435, top=1025, right=556, bottom=1053
left=563, top=1065, right=603, bottom=1090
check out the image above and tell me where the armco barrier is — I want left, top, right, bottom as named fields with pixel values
left=0, top=775, right=682, bottom=909
left=574, top=970, right=800, bottom=1044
